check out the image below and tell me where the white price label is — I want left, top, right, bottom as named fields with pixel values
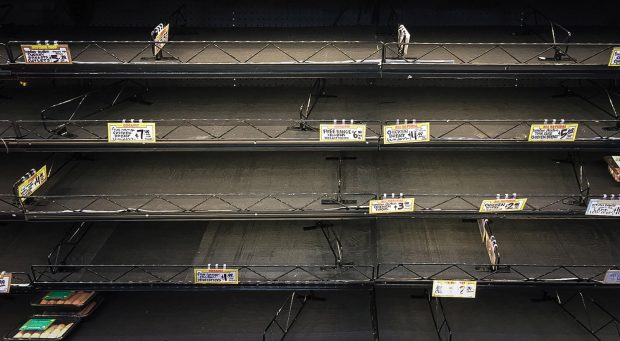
left=193, top=269, right=238, bottom=284
left=369, top=198, right=414, bottom=214
left=107, top=122, right=156, bottom=143
left=17, top=166, right=47, bottom=201
left=528, top=124, right=578, bottom=142
left=0, top=273, right=12, bottom=294
left=613, top=156, right=620, bottom=167
left=610, top=47, right=620, bottom=67
left=479, top=198, right=527, bottom=213
left=319, top=124, right=366, bottom=142
left=21, top=44, right=72, bottom=64
left=383, top=123, right=430, bottom=144
left=586, top=199, right=620, bottom=217
left=432, top=280, right=476, bottom=298
left=604, top=270, right=620, bottom=284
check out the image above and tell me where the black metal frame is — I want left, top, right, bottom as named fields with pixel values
left=2, top=118, right=619, bottom=152
left=412, top=290, right=453, bottom=341
left=303, top=222, right=344, bottom=267
left=39, top=79, right=150, bottom=136
left=556, top=80, right=620, bottom=126
left=2, top=40, right=618, bottom=79
left=11, top=192, right=609, bottom=221
left=30, top=264, right=375, bottom=290
left=23, top=262, right=619, bottom=290
left=4, top=40, right=384, bottom=65
left=553, top=290, right=620, bottom=340
left=263, top=292, right=314, bottom=341
left=382, top=42, right=614, bottom=66
left=514, top=7, right=573, bottom=61
left=375, top=263, right=619, bottom=285
left=47, top=222, right=91, bottom=274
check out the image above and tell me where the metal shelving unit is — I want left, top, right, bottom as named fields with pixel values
left=1, top=2, right=619, bottom=340
left=1, top=118, right=619, bottom=152
left=1, top=40, right=619, bottom=79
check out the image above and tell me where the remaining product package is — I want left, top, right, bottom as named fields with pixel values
left=604, top=156, right=620, bottom=182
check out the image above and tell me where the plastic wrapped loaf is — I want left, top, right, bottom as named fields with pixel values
left=13, top=323, right=73, bottom=339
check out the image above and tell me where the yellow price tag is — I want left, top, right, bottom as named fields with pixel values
left=479, top=198, right=527, bottom=212
left=369, top=198, right=414, bottom=214
left=193, top=268, right=239, bottom=285
left=17, top=166, right=47, bottom=201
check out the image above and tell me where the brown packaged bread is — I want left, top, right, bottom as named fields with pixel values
left=64, top=292, right=81, bottom=305
left=604, top=156, right=620, bottom=183
left=48, top=324, right=65, bottom=339
left=75, top=292, right=94, bottom=305
left=58, top=323, right=73, bottom=338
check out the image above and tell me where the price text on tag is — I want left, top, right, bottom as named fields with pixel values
left=528, top=123, right=578, bottom=142
left=369, top=198, right=415, bottom=214
left=609, top=47, right=620, bottom=67
left=479, top=198, right=527, bottom=213
left=383, top=123, right=430, bottom=144
left=586, top=199, right=620, bottom=217
left=153, top=23, right=170, bottom=55
left=21, top=44, right=72, bottom=64
left=319, top=124, right=366, bottom=142
left=432, top=280, right=477, bottom=298
left=604, top=270, right=620, bottom=284
left=17, top=165, right=47, bottom=201
left=107, top=122, right=156, bottom=143
left=193, top=269, right=239, bottom=285
left=0, top=273, right=12, bottom=294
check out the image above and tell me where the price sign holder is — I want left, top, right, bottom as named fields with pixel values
left=586, top=198, right=620, bottom=217
left=150, top=23, right=170, bottom=60
left=319, top=120, right=366, bottom=142
left=603, top=270, right=620, bottom=284
left=193, top=266, right=238, bottom=285
left=477, top=219, right=500, bottom=268
left=107, top=120, right=156, bottom=143
left=383, top=120, right=430, bottom=144
left=0, top=272, right=12, bottom=294
left=14, top=166, right=48, bottom=203
left=432, top=280, right=477, bottom=298
left=369, top=194, right=414, bottom=214
left=21, top=42, right=72, bottom=64
left=528, top=120, right=578, bottom=142
left=479, top=195, right=527, bottom=213
left=609, top=47, right=620, bottom=67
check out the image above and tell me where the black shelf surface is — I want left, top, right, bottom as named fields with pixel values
left=2, top=27, right=619, bottom=79
left=1, top=219, right=618, bottom=290
left=0, top=151, right=617, bottom=220
left=1, top=84, right=619, bottom=152
left=2, top=287, right=619, bottom=341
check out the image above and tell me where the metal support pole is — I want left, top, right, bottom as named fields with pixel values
left=47, top=222, right=91, bottom=274
left=295, top=79, right=334, bottom=131
left=263, top=292, right=314, bottom=341
left=303, top=221, right=344, bottom=267
left=412, top=290, right=452, bottom=340
left=552, top=152, right=590, bottom=205
left=322, top=154, right=357, bottom=205
left=370, top=287, right=380, bottom=341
